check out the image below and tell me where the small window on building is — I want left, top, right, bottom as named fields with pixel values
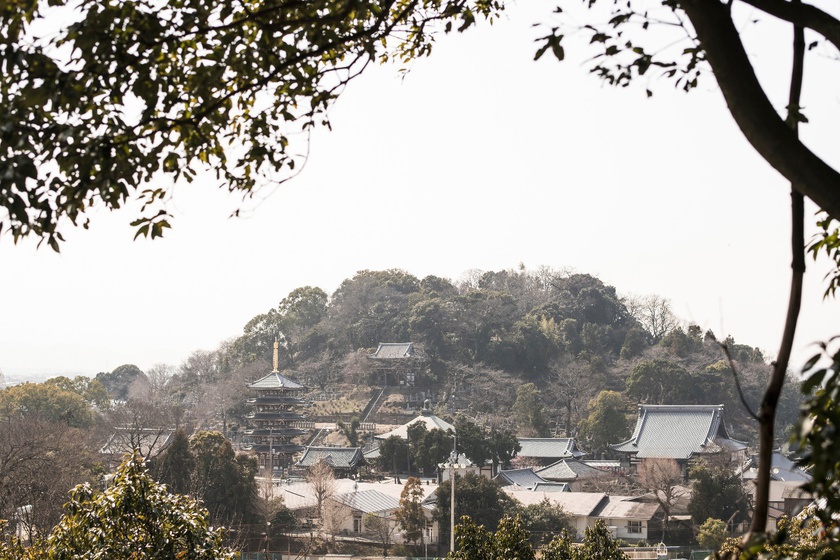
left=627, top=520, right=642, bottom=534
left=353, top=516, right=362, bottom=533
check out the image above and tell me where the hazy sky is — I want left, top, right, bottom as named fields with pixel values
left=2, top=3, right=838, bottom=379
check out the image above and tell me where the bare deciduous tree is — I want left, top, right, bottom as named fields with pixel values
left=306, top=460, right=336, bottom=523
left=625, top=294, right=679, bottom=342
left=636, top=458, right=685, bottom=539
left=364, top=511, right=399, bottom=558
left=101, top=400, right=176, bottom=463
left=0, top=416, right=96, bottom=539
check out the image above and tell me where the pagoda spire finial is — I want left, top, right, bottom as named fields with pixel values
left=273, top=337, right=279, bottom=372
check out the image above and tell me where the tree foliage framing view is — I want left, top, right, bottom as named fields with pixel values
left=2, top=0, right=840, bottom=247
left=5, top=0, right=840, bottom=555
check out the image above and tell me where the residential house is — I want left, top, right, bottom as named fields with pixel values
left=592, top=496, right=662, bottom=542
left=329, top=488, right=437, bottom=545
left=279, top=477, right=438, bottom=545
left=740, top=452, right=813, bottom=530
left=504, top=489, right=661, bottom=542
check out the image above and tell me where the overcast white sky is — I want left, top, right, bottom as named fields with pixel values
left=2, top=2, right=838, bottom=380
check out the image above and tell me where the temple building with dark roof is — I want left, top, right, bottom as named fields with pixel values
left=368, top=342, right=418, bottom=386
left=611, top=404, right=747, bottom=469
left=297, top=446, right=366, bottom=477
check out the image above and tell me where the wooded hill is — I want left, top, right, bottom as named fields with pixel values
left=101, top=266, right=801, bottom=456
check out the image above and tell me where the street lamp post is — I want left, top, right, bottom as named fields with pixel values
left=439, top=435, right=467, bottom=555
left=450, top=436, right=456, bottom=552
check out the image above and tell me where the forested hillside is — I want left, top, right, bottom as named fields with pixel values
left=116, top=266, right=801, bottom=456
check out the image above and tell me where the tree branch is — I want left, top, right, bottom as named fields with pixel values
left=748, top=3, right=805, bottom=534
left=718, top=342, right=760, bottom=422
left=679, top=0, right=840, bottom=220
left=738, top=0, right=840, bottom=52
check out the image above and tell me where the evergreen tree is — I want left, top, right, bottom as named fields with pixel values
left=152, top=428, right=194, bottom=495
left=44, top=453, right=232, bottom=560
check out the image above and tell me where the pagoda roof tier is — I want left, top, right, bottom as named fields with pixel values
left=247, top=396, right=305, bottom=405
left=248, top=372, right=306, bottom=390
left=242, top=443, right=305, bottom=454
left=244, top=428, right=308, bottom=437
left=246, top=411, right=307, bottom=421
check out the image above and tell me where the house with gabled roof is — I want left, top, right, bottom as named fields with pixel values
left=610, top=404, right=747, bottom=469
left=280, top=478, right=439, bottom=545
left=297, top=446, right=366, bottom=477
left=592, top=496, right=662, bottom=542
left=503, top=489, right=661, bottom=542
left=368, top=342, right=418, bottom=386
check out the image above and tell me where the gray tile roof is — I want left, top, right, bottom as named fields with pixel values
left=495, top=468, right=547, bottom=489
left=740, top=452, right=811, bottom=483
left=611, top=404, right=747, bottom=460
left=283, top=479, right=436, bottom=511
left=503, top=490, right=607, bottom=516
left=517, top=438, right=585, bottom=459
left=537, top=459, right=604, bottom=482
left=370, top=343, right=414, bottom=359
left=248, top=371, right=305, bottom=390
left=297, top=447, right=364, bottom=469
left=332, top=489, right=400, bottom=515
left=531, top=482, right=570, bottom=492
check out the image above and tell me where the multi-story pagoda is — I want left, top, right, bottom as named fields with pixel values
left=243, top=339, right=309, bottom=475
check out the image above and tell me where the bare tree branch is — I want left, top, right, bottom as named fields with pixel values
left=680, top=0, right=840, bottom=220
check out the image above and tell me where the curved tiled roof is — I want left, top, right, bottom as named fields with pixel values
left=494, top=468, right=547, bottom=489
left=611, top=404, right=746, bottom=459
left=369, top=343, right=414, bottom=359
left=297, top=446, right=364, bottom=469
left=537, top=459, right=603, bottom=482
left=517, top=438, right=585, bottom=459
left=248, top=371, right=305, bottom=390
